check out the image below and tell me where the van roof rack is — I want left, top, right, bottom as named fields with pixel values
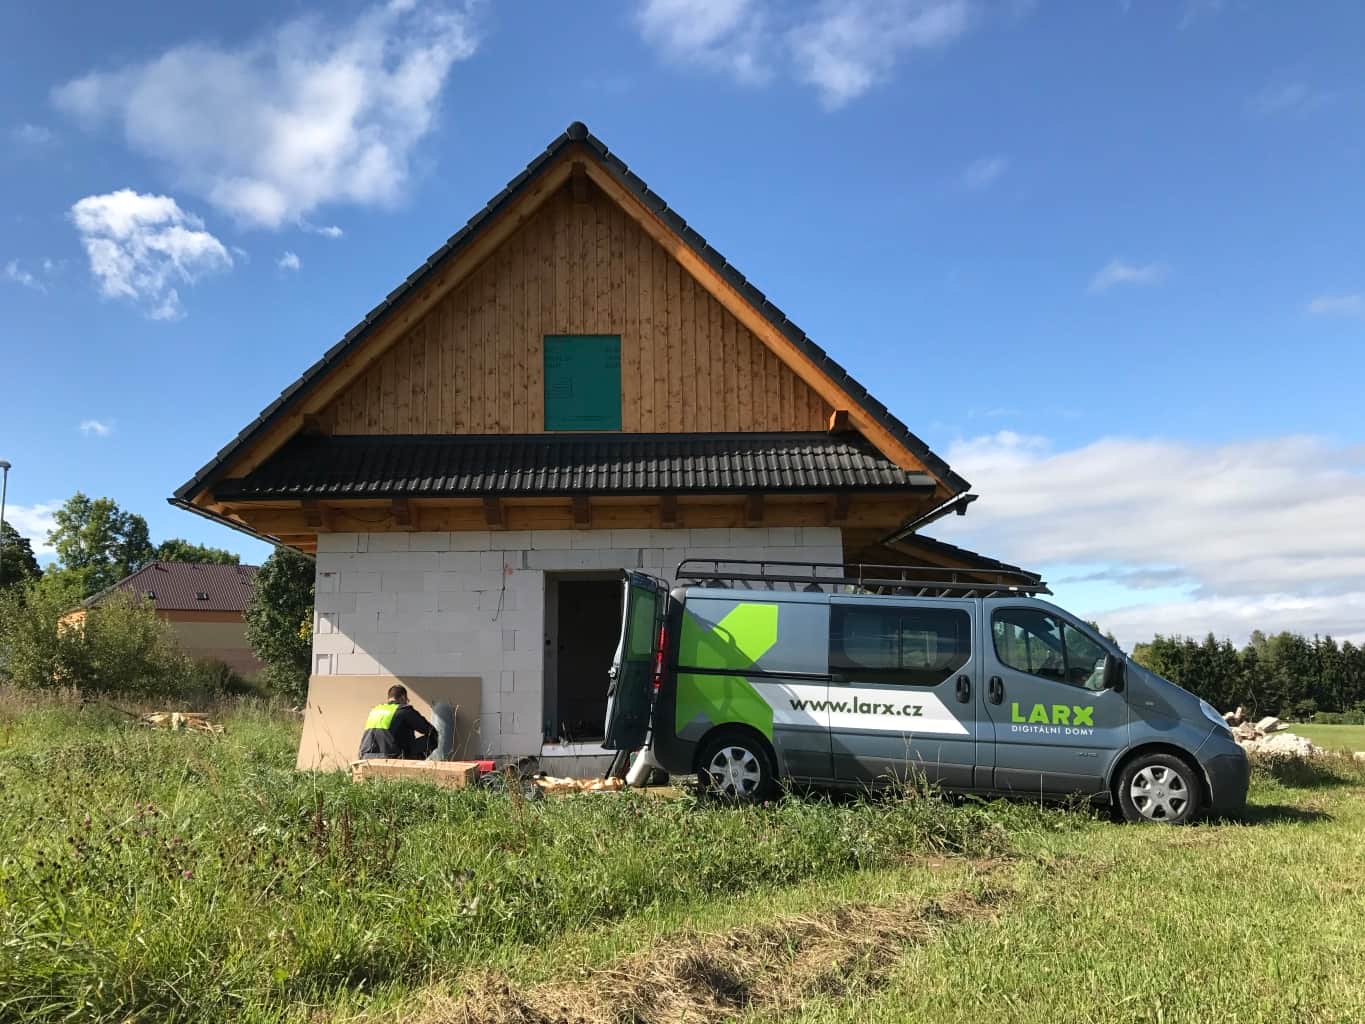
left=674, top=558, right=1051, bottom=599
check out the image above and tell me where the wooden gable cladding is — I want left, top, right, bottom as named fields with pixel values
left=321, top=183, right=832, bottom=435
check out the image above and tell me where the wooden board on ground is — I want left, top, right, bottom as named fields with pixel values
left=351, top=759, right=481, bottom=789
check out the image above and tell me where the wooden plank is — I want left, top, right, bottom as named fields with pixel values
left=555, top=189, right=571, bottom=333
left=571, top=160, right=589, bottom=203
left=396, top=336, right=412, bottom=432
left=572, top=495, right=591, bottom=529
left=352, top=759, right=481, bottom=790
left=572, top=197, right=588, bottom=333
left=659, top=493, right=678, bottom=528
left=638, top=229, right=654, bottom=431
left=654, top=243, right=669, bottom=430
left=513, top=222, right=529, bottom=433
left=471, top=265, right=487, bottom=432
left=829, top=408, right=851, bottom=433
left=623, top=210, right=640, bottom=432
left=712, top=297, right=730, bottom=431
left=667, top=255, right=682, bottom=431
left=392, top=498, right=414, bottom=530
left=410, top=323, right=428, bottom=432
left=534, top=208, right=553, bottom=431
left=596, top=196, right=611, bottom=333
left=482, top=496, right=504, bottom=528
left=734, top=318, right=750, bottom=431
left=496, top=239, right=513, bottom=432
left=745, top=493, right=764, bottom=526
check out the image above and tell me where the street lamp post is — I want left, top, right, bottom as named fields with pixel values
left=0, top=459, right=10, bottom=585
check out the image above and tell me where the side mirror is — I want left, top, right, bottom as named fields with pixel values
left=1103, top=656, right=1125, bottom=692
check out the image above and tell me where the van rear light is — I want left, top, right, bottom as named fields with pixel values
left=652, top=625, right=667, bottom=692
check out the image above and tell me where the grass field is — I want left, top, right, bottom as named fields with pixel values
left=2, top=694, right=1363, bottom=1024
left=1288, top=722, right=1365, bottom=754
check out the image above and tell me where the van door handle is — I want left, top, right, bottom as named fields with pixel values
left=988, top=676, right=1004, bottom=705
left=955, top=675, right=971, bottom=703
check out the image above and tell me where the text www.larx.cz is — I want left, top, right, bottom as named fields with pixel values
left=788, top=697, right=924, bottom=717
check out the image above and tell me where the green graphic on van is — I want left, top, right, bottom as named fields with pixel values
left=1011, top=702, right=1094, bottom=727
left=675, top=603, right=780, bottom=740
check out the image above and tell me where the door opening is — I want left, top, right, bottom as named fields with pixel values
left=547, top=576, right=624, bottom=742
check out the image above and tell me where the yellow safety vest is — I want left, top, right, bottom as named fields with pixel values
left=364, top=703, right=399, bottom=730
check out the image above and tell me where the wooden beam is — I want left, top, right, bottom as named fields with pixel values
left=391, top=498, right=414, bottom=530
left=571, top=161, right=590, bottom=203
left=301, top=500, right=330, bottom=529
left=659, top=494, right=678, bottom=528
left=301, top=414, right=329, bottom=437
left=745, top=493, right=764, bottom=526
left=482, top=496, right=504, bottom=529
left=829, top=493, right=851, bottom=525
left=572, top=495, right=591, bottom=529
left=828, top=408, right=851, bottom=433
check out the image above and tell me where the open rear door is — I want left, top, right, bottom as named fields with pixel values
left=603, top=572, right=668, bottom=750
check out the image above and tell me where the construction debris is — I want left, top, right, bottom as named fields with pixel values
left=1220, top=707, right=1315, bottom=757
left=140, top=711, right=223, bottom=734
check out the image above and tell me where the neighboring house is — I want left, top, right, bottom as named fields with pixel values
left=172, top=121, right=1038, bottom=772
left=68, top=562, right=262, bottom=677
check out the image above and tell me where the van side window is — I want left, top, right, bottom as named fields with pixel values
left=992, top=609, right=1109, bottom=691
left=831, top=606, right=971, bottom=686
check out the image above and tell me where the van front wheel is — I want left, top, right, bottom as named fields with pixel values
left=696, top=732, right=777, bottom=803
left=1116, top=753, right=1203, bottom=824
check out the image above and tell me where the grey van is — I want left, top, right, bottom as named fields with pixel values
left=604, top=560, right=1249, bottom=824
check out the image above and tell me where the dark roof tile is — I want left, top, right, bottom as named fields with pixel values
left=213, top=433, right=936, bottom=502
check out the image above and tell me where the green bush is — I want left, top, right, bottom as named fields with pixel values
left=1311, top=709, right=1365, bottom=725
left=0, top=584, right=191, bottom=699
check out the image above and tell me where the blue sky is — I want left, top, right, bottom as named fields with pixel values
left=2, top=0, right=1363, bottom=646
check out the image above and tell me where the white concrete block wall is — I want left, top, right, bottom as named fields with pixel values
left=312, top=527, right=842, bottom=759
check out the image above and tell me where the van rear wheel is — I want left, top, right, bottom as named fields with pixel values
left=696, top=732, right=777, bottom=803
left=1116, top=753, right=1203, bottom=824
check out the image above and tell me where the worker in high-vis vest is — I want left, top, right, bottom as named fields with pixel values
left=358, top=684, right=438, bottom=760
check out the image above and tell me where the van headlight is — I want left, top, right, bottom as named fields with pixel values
left=1199, top=699, right=1233, bottom=736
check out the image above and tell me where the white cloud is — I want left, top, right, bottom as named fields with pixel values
left=79, top=419, right=113, bottom=437
left=634, top=0, right=985, bottom=108
left=3, top=260, right=46, bottom=293
left=962, top=155, right=1007, bottom=189
left=12, top=122, right=53, bottom=146
left=930, top=431, right=1365, bottom=646
left=69, top=189, right=233, bottom=320
left=53, top=1, right=479, bottom=229
left=1089, top=259, right=1167, bottom=293
left=1306, top=293, right=1364, bottom=318
left=277, top=250, right=302, bottom=271
left=303, top=221, right=344, bottom=239
left=2, top=502, right=61, bottom=556
left=789, top=0, right=973, bottom=108
left=636, top=0, right=769, bottom=83
left=1248, top=82, right=1329, bottom=117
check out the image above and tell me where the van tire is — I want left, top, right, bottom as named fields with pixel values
left=696, top=731, right=777, bottom=803
left=1116, top=753, right=1203, bottom=824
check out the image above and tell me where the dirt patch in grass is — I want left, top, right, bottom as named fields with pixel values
left=419, top=883, right=1008, bottom=1024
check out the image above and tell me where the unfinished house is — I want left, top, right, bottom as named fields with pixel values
left=173, top=122, right=1035, bottom=773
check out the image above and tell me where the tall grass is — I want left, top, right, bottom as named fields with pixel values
left=0, top=698, right=1048, bottom=1024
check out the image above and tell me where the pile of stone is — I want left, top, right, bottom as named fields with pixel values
left=1220, top=707, right=1317, bottom=757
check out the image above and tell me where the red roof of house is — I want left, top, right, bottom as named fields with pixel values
left=83, top=562, right=259, bottom=613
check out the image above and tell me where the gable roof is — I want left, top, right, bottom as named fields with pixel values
left=83, top=562, right=258, bottom=613
left=173, top=121, right=969, bottom=506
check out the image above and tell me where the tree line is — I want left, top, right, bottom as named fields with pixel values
left=1132, top=631, right=1365, bottom=721
left=0, top=492, right=313, bottom=700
